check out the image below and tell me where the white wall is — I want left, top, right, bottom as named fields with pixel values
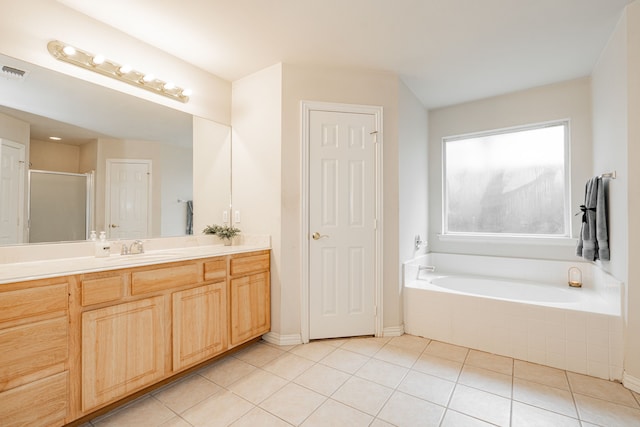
left=398, top=80, right=429, bottom=328
left=428, top=78, right=593, bottom=260
left=232, top=64, right=283, bottom=336
left=0, top=0, right=231, bottom=124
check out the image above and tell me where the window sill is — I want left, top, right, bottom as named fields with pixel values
left=437, top=233, right=578, bottom=246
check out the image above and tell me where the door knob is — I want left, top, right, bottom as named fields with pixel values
left=110, top=224, right=119, bottom=228
left=312, top=232, right=329, bottom=240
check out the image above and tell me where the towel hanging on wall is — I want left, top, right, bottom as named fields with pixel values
left=576, top=177, right=610, bottom=261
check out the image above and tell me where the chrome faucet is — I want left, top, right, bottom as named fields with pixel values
left=416, top=265, right=436, bottom=279
left=129, top=240, right=145, bottom=254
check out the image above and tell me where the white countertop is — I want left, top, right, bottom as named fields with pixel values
left=0, top=242, right=270, bottom=285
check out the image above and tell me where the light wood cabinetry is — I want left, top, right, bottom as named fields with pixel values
left=1, top=249, right=269, bottom=425
left=172, top=282, right=227, bottom=371
left=229, top=251, right=271, bottom=346
left=0, top=278, right=70, bottom=427
left=81, top=296, right=165, bottom=411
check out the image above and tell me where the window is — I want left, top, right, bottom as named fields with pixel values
left=443, top=121, right=569, bottom=238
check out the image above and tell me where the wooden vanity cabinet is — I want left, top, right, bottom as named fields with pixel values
left=0, top=278, right=70, bottom=427
left=81, top=296, right=165, bottom=412
left=229, top=251, right=271, bottom=346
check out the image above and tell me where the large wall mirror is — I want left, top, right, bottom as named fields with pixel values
left=0, top=52, right=231, bottom=246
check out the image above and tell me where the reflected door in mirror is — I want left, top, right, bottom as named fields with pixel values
left=106, top=160, right=151, bottom=239
left=0, top=139, right=25, bottom=245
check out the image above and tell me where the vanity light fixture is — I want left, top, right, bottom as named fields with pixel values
left=47, top=40, right=191, bottom=103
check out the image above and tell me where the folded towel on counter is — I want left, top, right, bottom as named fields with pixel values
left=576, top=177, right=609, bottom=261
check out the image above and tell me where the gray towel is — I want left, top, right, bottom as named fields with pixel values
left=576, top=177, right=609, bottom=261
left=186, top=200, right=193, bottom=235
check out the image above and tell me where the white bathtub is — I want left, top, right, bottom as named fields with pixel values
left=403, top=253, right=624, bottom=381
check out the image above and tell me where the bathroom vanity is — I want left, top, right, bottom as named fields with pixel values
left=0, top=245, right=270, bottom=426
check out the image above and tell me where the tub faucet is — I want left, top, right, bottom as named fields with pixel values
left=416, top=265, right=436, bottom=279
left=129, top=240, right=145, bottom=254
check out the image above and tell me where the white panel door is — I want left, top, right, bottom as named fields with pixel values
left=106, top=160, right=151, bottom=239
left=309, top=110, right=377, bottom=339
left=0, top=140, right=25, bottom=245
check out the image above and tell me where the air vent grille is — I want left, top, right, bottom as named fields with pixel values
left=1, top=65, right=29, bottom=81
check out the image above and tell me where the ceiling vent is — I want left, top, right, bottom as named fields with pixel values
left=1, top=65, right=29, bottom=81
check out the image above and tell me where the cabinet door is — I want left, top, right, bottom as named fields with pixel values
left=172, top=282, right=227, bottom=371
left=230, top=271, right=270, bottom=346
left=82, top=296, right=165, bottom=411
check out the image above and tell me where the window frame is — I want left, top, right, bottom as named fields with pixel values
left=441, top=119, right=572, bottom=241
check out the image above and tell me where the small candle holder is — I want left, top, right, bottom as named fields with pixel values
left=568, top=267, right=582, bottom=288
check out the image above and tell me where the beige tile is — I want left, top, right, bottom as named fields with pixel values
left=158, top=417, right=192, bottom=427
left=465, top=349, right=513, bottom=375
left=458, top=365, right=512, bottom=398
left=198, top=356, right=256, bottom=387
left=182, top=390, right=254, bottom=427
left=234, top=342, right=286, bottom=367
left=514, top=359, right=569, bottom=390
left=567, top=371, right=639, bottom=408
left=319, top=337, right=350, bottom=347
left=369, top=419, right=395, bottom=427
left=152, top=374, right=221, bottom=414
left=373, top=344, right=422, bottom=368
left=290, top=341, right=336, bottom=362
left=355, top=358, right=409, bottom=388
left=387, top=334, right=430, bottom=352
left=293, top=363, right=351, bottom=396
left=301, top=398, right=373, bottom=427
left=423, top=340, right=469, bottom=363
left=260, top=383, right=326, bottom=425
left=262, top=340, right=299, bottom=352
left=440, top=410, right=495, bottom=427
left=341, top=336, right=387, bottom=356
left=228, top=369, right=288, bottom=404
left=511, top=401, right=580, bottom=427
left=513, top=378, right=577, bottom=418
left=262, top=352, right=315, bottom=380
left=412, top=353, right=463, bottom=381
left=93, top=396, right=176, bottom=427
left=319, top=348, right=369, bottom=374
left=574, top=393, right=640, bottom=427
left=377, top=391, right=445, bottom=427
left=397, top=370, right=455, bottom=406
left=449, top=385, right=511, bottom=427
left=230, top=407, right=292, bottom=427
left=332, top=376, right=394, bottom=416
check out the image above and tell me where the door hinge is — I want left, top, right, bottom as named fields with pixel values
left=373, top=219, right=378, bottom=229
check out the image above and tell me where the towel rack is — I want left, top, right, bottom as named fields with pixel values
left=598, top=171, right=616, bottom=179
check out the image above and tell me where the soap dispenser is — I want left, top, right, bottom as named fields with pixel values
left=95, top=231, right=111, bottom=258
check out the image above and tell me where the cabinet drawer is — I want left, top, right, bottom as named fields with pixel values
left=230, top=252, right=270, bottom=276
left=131, top=263, right=201, bottom=295
left=204, top=257, right=227, bottom=282
left=81, top=274, right=125, bottom=306
left=0, top=371, right=68, bottom=427
left=0, top=316, right=68, bottom=389
left=0, top=283, right=67, bottom=326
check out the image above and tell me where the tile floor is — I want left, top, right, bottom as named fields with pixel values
left=85, top=335, right=640, bottom=427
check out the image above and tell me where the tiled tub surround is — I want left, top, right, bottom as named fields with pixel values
left=404, top=253, right=624, bottom=381
left=0, top=234, right=270, bottom=284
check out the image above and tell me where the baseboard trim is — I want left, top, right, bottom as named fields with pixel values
left=383, top=325, right=404, bottom=337
left=623, top=371, right=640, bottom=393
left=262, top=331, right=303, bottom=346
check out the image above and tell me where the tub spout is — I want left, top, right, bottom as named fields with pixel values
left=417, top=265, right=436, bottom=279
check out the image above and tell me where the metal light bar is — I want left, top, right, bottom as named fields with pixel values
left=47, top=40, right=191, bottom=103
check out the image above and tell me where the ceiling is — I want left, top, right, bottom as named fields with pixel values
left=57, top=0, right=632, bottom=109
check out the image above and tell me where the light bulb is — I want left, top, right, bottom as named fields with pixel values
left=118, top=64, right=132, bottom=74
left=181, top=88, right=192, bottom=97
left=142, top=73, right=155, bottom=83
left=163, top=82, right=176, bottom=91
left=92, top=54, right=105, bottom=65
left=62, top=45, right=76, bottom=56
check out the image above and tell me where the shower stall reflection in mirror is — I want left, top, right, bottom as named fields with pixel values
left=27, top=169, right=94, bottom=244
